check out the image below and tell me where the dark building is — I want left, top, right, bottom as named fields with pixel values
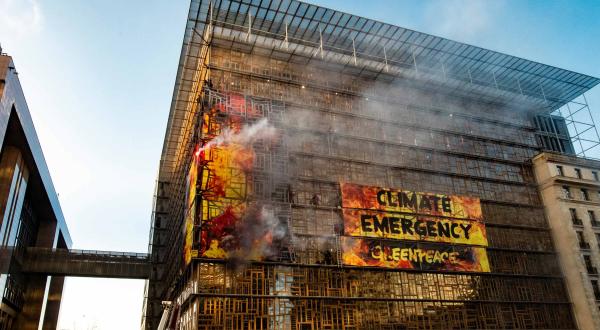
left=0, top=54, right=72, bottom=328
left=534, top=115, right=575, bottom=155
left=143, top=1, right=600, bottom=329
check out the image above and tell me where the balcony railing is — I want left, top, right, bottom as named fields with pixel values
left=592, top=220, right=600, bottom=228
left=588, top=266, right=598, bottom=275
left=573, top=218, right=584, bottom=226
left=580, top=242, right=591, bottom=250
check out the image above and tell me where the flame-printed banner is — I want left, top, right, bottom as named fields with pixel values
left=343, top=209, right=488, bottom=246
left=341, top=236, right=490, bottom=272
left=183, top=156, right=198, bottom=265
left=195, top=95, right=284, bottom=261
left=341, top=183, right=482, bottom=221
left=199, top=138, right=252, bottom=259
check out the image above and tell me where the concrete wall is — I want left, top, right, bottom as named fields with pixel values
left=533, top=152, right=600, bottom=330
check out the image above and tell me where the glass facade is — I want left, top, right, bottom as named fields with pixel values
left=145, top=1, right=600, bottom=328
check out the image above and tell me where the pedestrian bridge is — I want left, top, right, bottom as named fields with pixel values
left=20, top=247, right=151, bottom=279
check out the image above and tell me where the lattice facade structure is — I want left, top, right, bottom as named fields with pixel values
left=160, top=46, right=574, bottom=329
left=145, top=1, right=600, bottom=328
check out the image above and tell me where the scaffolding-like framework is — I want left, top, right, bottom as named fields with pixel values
left=554, top=94, right=600, bottom=159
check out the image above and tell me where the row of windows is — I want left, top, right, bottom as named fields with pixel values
left=563, top=186, right=599, bottom=201
left=570, top=208, right=599, bottom=226
left=557, top=164, right=600, bottom=181
left=575, top=230, right=600, bottom=251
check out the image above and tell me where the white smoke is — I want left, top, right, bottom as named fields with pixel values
left=201, top=117, right=277, bottom=151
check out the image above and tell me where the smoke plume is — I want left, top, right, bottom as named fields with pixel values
left=226, top=204, right=288, bottom=270
left=201, top=117, right=277, bottom=152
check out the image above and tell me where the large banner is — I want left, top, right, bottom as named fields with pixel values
left=343, top=209, right=487, bottom=246
left=183, top=156, right=198, bottom=265
left=340, top=183, right=489, bottom=273
left=196, top=100, right=285, bottom=262
left=341, top=183, right=482, bottom=221
left=341, top=236, right=490, bottom=272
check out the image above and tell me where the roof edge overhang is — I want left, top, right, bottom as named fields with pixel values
left=158, top=0, right=600, bottom=181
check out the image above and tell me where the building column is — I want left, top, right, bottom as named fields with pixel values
left=41, top=275, right=64, bottom=329
left=15, top=209, right=59, bottom=329
left=15, top=275, right=50, bottom=330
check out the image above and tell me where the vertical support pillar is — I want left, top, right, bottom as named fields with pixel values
left=383, top=46, right=388, bottom=73
left=15, top=211, right=59, bottom=329
left=207, top=1, right=214, bottom=37
left=411, top=48, right=418, bottom=74
left=319, top=28, right=324, bottom=59
left=247, top=12, right=252, bottom=41
left=41, top=233, right=66, bottom=329
left=352, top=38, right=357, bottom=66
left=41, top=275, right=65, bottom=330
left=492, top=70, right=499, bottom=89
left=441, top=62, right=447, bottom=81
left=284, top=23, right=289, bottom=50
left=15, top=275, right=50, bottom=330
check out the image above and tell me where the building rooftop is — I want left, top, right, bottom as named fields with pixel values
left=210, top=0, right=599, bottom=108
left=159, top=0, right=600, bottom=181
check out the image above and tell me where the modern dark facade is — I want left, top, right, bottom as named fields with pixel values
left=144, top=1, right=600, bottom=329
left=534, top=115, right=576, bottom=155
left=0, top=54, right=72, bottom=329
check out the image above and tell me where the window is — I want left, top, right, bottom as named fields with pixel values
left=590, top=210, right=597, bottom=223
left=594, top=171, right=599, bottom=181
left=563, top=186, right=572, bottom=199
left=596, top=233, right=600, bottom=246
left=582, top=188, right=590, bottom=201
left=579, top=231, right=590, bottom=249
left=592, top=279, right=600, bottom=300
left=577, top=231, right=587, bottom=243
left=557, top=165, right=564, bottom=176
left=571, top=208, right=578, bottom=220
left=584, top=255, right=596, bottom=273
left=571, top=208, right=582, bottom=225
left=575, top=168, right=582, bottom=179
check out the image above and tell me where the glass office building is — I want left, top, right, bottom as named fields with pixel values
left=143, top=1, right=600, bottom=329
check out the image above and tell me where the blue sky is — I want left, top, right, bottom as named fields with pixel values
left=0, top=0, right=599, bottom=329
